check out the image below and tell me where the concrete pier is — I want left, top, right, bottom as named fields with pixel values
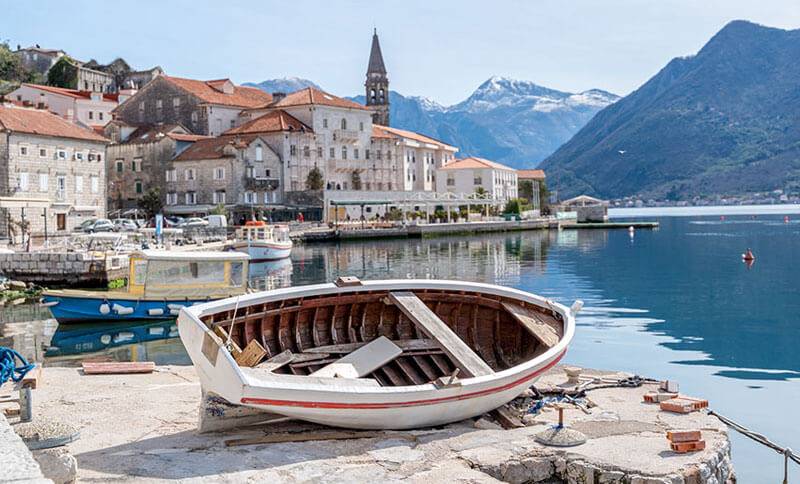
left=19, top=365, right=734, bottom=483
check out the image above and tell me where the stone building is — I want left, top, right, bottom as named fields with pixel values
left=13, top=47, right=65, bottom=77
left=112, top=76, right=273, bottom=136
left=236, top=87, right=376, bottom=192
left=0, top=106, right=108, bottom=239
left=371, top=125, right=458, bottom=191
left=435, top=157, right=518, bottom=202
left=8, top=83, right=119, bottom=128
left=162, top=134, right=281, bottom=222
left=104, top=122, right=207, bottom=211
left=365, top=29, right=390, bottom=126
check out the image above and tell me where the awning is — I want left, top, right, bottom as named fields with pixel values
left=71, top=205, right=102, bottom=213
left=0, top=196, right=51, bottom=209
left=163, top=204, right=215, bottom=215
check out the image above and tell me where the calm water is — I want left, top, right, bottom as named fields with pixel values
left=3, top=211, right=798, bottom=481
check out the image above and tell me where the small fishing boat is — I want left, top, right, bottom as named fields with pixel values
left=42, top=250, right=249, bottom=324
left=178, top=278, right=578, bottom=429
left=229, top=222, right=292, bottom=261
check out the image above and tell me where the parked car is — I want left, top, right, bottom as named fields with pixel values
left=178, top=217, right=209, bottom=228
left=113, top=218, right=138, bottom=231
left=83, top=219, right=116, bottom=233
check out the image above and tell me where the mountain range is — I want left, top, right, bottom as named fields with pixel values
left=539, top=20, right=800, bottom=200
left=246, top=76, right=618, bottom=169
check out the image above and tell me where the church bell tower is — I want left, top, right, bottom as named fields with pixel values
left=365, top=29, right=389, bottom=126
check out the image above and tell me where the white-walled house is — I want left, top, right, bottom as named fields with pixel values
left=7, top=84, right=119, bottom=128
left=0, top=105, right=108, bottom=238
left=371, top=125, right=458, bottom=191
left=436, top=157, right=518, bottom=201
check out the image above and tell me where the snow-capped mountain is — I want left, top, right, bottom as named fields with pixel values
left=243, top=77, right=320, bottom=94
left=249, top=75, right=618, bottom=168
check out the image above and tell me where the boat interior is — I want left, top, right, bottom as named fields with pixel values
left=205, top=282, right=564, bottom=388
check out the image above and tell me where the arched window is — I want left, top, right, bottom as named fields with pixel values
left=340, top=118, right=347, bottom=130
left=379, top=88, right=385, bottom=102
left=341, top=146, right=348, bottom=160
left=370, top=89, right=376, bottom=101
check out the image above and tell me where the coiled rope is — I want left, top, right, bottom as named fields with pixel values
left=0, top=347, right=35, bottom=386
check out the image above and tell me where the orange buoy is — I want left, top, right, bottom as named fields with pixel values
left=742, top=248, right=755, bottom=262
left=245, top=220, right=266, bottom=227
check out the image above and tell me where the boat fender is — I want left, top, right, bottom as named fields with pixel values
left=148, top=308, right=165, bottom=316
left=113, top=303, right=135, bottom=315
left=570, top=300, right=584, bottom=316
left=99, top=303, right=111, bottom=315
left=40, top=300, right=59, bottom=307
left=167, top=303, right=185, bottom=310
left=169, top=308, right=182, bottom=316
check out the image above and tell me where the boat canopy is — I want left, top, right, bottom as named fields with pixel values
left=128, top=250, right=249, bottom=298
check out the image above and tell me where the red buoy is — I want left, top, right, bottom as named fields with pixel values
left=742, top=248, right=755, bottom=262
left=785, top=216, right=790, bottom=224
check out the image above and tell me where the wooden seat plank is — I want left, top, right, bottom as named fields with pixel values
left=388, top=291, right=493, bottom=378
left=310, top=336, right=402, bottom=379
left=501, top=302, right=560, bottom=349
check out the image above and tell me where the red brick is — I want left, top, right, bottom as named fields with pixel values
left=671, top=440, right=706, bottom=453
left=667, top=430, right=702, bottom=443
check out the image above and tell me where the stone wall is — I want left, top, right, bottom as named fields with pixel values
left=114, top=77, right=208, bottom=134
left=0, top=251, right=128, bottom=285
left=107, top=136, right=177, bottom=211
left=0, top=414, right=48, bottom=483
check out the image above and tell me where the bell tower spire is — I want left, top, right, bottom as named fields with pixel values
left=365, top=29, right=389, bottom=126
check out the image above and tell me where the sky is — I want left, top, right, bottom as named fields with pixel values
left=4, top=0, right=800, bottom=105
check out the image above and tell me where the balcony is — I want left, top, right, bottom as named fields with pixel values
left=245, top=177, right=280, bottom=191
left=333, top=129, right=361, bottom=142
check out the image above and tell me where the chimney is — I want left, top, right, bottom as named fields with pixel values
left=37, top=93, right=47, bottom=110
left=272, top=92, right=286, bottom=103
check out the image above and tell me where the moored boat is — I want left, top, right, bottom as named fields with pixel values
left=177, top=278, right=578, bottom=429
left=42, top=250, right=249, bottom=324
left=230, top=222, right=292, bottom=261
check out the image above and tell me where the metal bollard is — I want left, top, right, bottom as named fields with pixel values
left=19, top=386, right=32, bottom=422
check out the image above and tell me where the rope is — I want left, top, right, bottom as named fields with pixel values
left=0, top=347, right=35, bottom=386
left=707, top=409, right=800, bottom=468
left=225, top=296, right=241, bottom=350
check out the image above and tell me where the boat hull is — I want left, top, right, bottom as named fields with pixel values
left=231, top=240, right=292, bottom=261
left=42, top=294, right=208, bottom=324
left=178, top=279, right=576, bottom=430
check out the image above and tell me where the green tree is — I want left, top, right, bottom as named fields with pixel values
left=518, top=179, right=534, bottom=205
left=137, top=188, right=163, bottom=218
left=211, top=204, right=227, bottom=215
left=539, top=181, right=551, bottom=215
left=503, top=198, right=522, bottom=214
left=305, top=166, right=324, bottom=190
left=351, top=170, right=362, bottom=190
left=46, top=57, right=78, bottom=89
left=473, top=186, right=487, bottom=198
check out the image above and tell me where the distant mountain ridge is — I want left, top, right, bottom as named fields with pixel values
left=540, top=20, right=800, bottom=200
left=247, top=76, right=618, bottom=168
left=243, top=77, right=320, bottom=94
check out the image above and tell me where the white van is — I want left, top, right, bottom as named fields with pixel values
left=203, top=215, right=228, bottom=228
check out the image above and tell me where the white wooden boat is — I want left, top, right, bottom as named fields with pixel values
left=230, top=222, right=292, bottom=261
left=178, top=278, right=578, bottom=429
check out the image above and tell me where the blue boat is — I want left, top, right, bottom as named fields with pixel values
left=42, top=250, right=250, bottom=324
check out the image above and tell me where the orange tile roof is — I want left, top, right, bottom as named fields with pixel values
left=20, top=83, right=119, bottom=102
left=162, top=76, right=272, bottom=108
left=272, top=87, right=367, bottom=110
left=372, top=124, right=456, bottom=150
left=517, top=169, right=545, bottom=180
left=167, top=132, right=210, bottom=142
left=173, top=134, right=260, bottom=161
left=0, top=106, right=108, bottom=142
left=224, top=110, right=311, bottom=135
left=439, top=156, right=514, bottom=171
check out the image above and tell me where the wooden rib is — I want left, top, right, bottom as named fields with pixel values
left=430, top=354, right=452, bottom=375
left=472, top=306, right=499, bottom=370
left=395, top=357, right=426, bottom=385
left=493, top=310, right=516, bottom=369
left=303, top=339, right=439, bottom=354
left=379, top=365, right=406, bottom=386
left=330, top=304, right=347, bottom=345
left=370, top=370, right=391, bottom=386
left=347, top=302, right=362, bottom=343
left=360, top=301, right=381, bottom=342
left=278, top=310, right=296, bottom=354
left=411, top=355, right=439, bottom=382
left=294, top=308, right=314, bottom=351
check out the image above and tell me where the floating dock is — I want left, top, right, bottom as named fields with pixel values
left=7, top=364, right=734, bottom=483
